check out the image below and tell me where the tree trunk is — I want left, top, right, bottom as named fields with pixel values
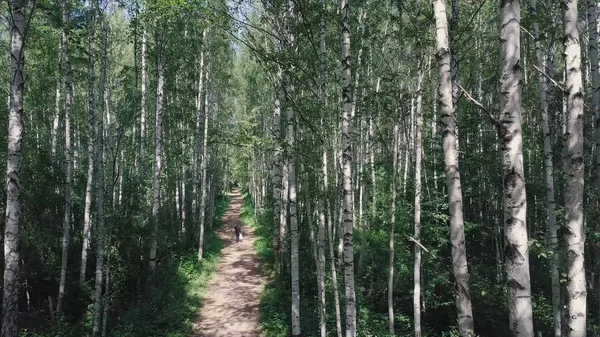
left=341, top=0, right=357, bottom=335
left=58, top=0, right=74, bottom=315
left=326, top=148, right=343, bottom=337
left=413, top=55, right=424, bottom=337
left=52, top=38, right=62, bottom=158
left=389, top=123, right=399, bottom=335
left=92, top=14, right=107, bottom=336
left=285, top=3, right=301, bottom=333
left=198, top=49, right=211, bottom=261
left=272, top=69, right=282, bottom=254
left=81, top=6, right=96, bottom=285
left=317, top=2, right=327, bottom=335
left=433, top=1, right=475, bottom=335
left=500, top=1, right=534, bottom=335
left=140, top=28, right=147, bottom=176
left=2, top=2, right=26, bottom=336
left=194, top=28, right=207, bottom=244
left=101, top=234, right=111, bottom=337
left=564, top=1, right=587, bottom=336
left=532, top=0, right=560, bottom=334
left=150, top=33, right=165, bottom=275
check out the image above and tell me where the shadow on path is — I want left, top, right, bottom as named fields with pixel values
left=191, top=190, right=265, bottom=337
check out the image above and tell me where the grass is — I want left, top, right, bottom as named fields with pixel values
left=239, top=192, right=288, bottom=337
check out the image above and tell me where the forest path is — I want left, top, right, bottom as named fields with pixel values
left=191, top=190, right=265, bottom=337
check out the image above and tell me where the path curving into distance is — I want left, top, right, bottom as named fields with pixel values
left=192, top=190, right=266, bottom=337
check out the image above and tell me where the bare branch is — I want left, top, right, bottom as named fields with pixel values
left=519, top=25, right=534, bottom=39
left=406, top=235, right=430, bottom=253
left=531, top=63, right=565, bottom=92
left=457, top=83, right=504, bottom=131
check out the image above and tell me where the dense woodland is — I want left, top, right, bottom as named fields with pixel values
left=0, top=0, right=600, bottom=336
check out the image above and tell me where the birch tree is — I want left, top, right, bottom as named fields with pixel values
left=92, top=11, right=108, bottom=336
left=341, top=0, right=357, bottom=335
left=433, top=1, right=474, bottom=335
left=388, top=123, right=398, bottom=335
left=150, top=33, right=165, bottom=274
left=316, top=0, right=327, bottom=334
left=198, top=46, right=211, bottom=261
left=413, top=55, right=424, bottom=337
left=564, top=0, right=586, bottom=335
left=57, top=0, right=74, bottom=315
left=2, top=1, right=27, bottom=335
left=81, top=4, right=96, bottom=285
left=499, top=1, right=534, bottom=335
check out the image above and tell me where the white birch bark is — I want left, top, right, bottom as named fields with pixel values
left=326, top=148, right=343, bottom=337
left=564, top=1, right=587, bottom=335
left=198, top=53, right=211, bottom=261
left=58, top=0, right=74, bottom=315
left=341, top=0, right=357, bottom=335
left=92, top=13, right=107, bottom=336
left=413, top=56, right=424, bottom=337
left=140, top=28, right=147, bottom=175
left=150, top=34, right=165, bottom=274
left=2, top=2, right=26, bottom=336
left=81, top=6, right=96, bottom=285
left=389, top=124, right=399, bottom=335
left=433, top=1, right=475, bottom=335
left=272, top=68, right=282, bottom=254
left=317, top=1, right=327, bottom=334
left=500, top=1, right=534, bottom=335
left=52, top=39, right=62, bottom=158
left=284, top=3, right=301, bottom=333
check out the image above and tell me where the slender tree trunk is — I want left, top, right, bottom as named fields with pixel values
left=101, top=234, right=111, bottom=337
left=285, top=3, right=300, bottom=332
left=500, top=1, right=534, bottom=335
left=280, top=154, right=289, bottom=264
left=52, top=38, right=62, bottom=158
left=58, top=0, right=74, bottom=315
left=341, top=0, right=357, bottom=335
left=198, top=53, right=211, bottom=261
left=140, top=28, right=147, bottom=175
left=326, top=148, right=343, bottom=337
left=2, top=2, right=26, bottom=336
left=317, top=2, right=327, bottom=335
left=413, top=55, right=424, bottom=337
left=272, top=69, right=282, bottom=255
left=150, top=34, right=165, bottom=275
left=194, top=28, right=207, bottom=241
left=433, top=1, right=475, bottom=335
left=81, top=6, right=96, bottom=285
left=389, top=124, right=399, bottom=335
left=92, top=13, right=107, bottom=336
left=532, top=0, right=561, bottom=334
left=564, top=1, right=587, bottom=335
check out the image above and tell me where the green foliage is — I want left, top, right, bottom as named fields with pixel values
left=111, top=196, right=230, bottom=337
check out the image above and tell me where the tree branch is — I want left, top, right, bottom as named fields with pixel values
left=457, top=83, right=504, bottom=131
left=531, top=63, right=565, bottom=92
left=406, top=235, right=430, bottom=253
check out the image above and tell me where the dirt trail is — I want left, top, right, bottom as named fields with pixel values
left=192, top=190, right=265, bottom=337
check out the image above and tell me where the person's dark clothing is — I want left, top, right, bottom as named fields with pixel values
left=234, top=224, right=241, bottom=242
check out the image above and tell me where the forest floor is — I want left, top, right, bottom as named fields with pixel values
left=191, top=190, right=266, bottom=337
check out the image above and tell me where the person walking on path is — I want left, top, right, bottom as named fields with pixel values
left=234, top=223, right=242, bottom=242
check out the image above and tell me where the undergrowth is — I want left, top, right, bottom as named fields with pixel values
left=113, top=195, right=230, bottom=337
left=22, top=195, right=230, bottom=337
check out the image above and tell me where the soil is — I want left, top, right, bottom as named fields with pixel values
left=191, top=190, right=266, bottom=337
